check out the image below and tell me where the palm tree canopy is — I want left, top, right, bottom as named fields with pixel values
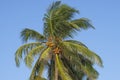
left=43, top=1, right=94, bottom=39
left=15, top=1, right=103, bottom=80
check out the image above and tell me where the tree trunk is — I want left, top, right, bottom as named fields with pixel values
left=55, top=57, right=58, bottom=80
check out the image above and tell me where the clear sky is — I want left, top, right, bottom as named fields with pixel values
left=0, top=0, right=120, bottom=80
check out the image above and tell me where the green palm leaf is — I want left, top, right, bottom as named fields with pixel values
left=56, top=54, right=72, bottom=80
left=29, top=47, right=50, bottom=80
left=80, top=62, right=99, bottom=79
left=24, top=45, right=45, bottom=68
left=15, top=42, right=42, bottom=67
left=61, top=55, right=84, bottom=80
left=29, top=58, right=45, bottom=80
left=62, top=40, right=103, bottom=67
left=48, top=54, right=55, bottom=80
left=61, top=46, right=99, bottom=79
left=21, top=28, right=46, bottom=42
left=43, top=1, right=79, bottom=38
left=70, top=18, right=95, bottom=30
left=39, top=47, right=51, bottom=61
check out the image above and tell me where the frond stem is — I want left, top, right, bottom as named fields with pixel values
left=49, top=11, right=54, bottom=38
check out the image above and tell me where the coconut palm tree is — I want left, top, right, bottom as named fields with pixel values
left=15, top=1, right=103, bottom=80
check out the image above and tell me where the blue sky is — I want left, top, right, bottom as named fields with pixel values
left=0, top=0, right=120, bottom=80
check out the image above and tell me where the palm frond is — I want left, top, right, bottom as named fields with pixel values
left=15, top=42, right=42, bottom=67
left=52, top=21, right=76, bottom=38
left=43, top=1, right=94, bottom=39
left=62, top=41, right=103, bottom=67
left=29, top=59, right=39, bottom=80
left=39, top=47, right=51, bottom=61
left=24, top=45, right=45, bottom=68
left=80, top=62, right=99, bottom=79
left=43, top=1, right=61, bottom=37
left=61, top=44, right=86, bottom=79
left=56, top=54, right=72, bottom=80
left=71, top=18, right=95, bottom=30
left=21, top=28, right=46, bottom=42
left=37, top=47, right=51, bottom=78
left=52, top=4, right=78, bottom=21
left=43, top=1, right=78, bottom=38
left=47, top=1, right=78, bottom=20
left=47, top=1, right=61, bottom=15
left=29, top=58, right=45, bottom=80
left=61, top=55, right=84, bottom=80
left=65, top=40, right=88, bottom=48
left=61, top=46, right=98, bottom=79
left=29, top=47, right=50, bottom=80
left=48, top=55, right=55, bottom=80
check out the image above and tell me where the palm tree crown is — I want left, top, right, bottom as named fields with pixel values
left=15, top=1, right=103, bottom=80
